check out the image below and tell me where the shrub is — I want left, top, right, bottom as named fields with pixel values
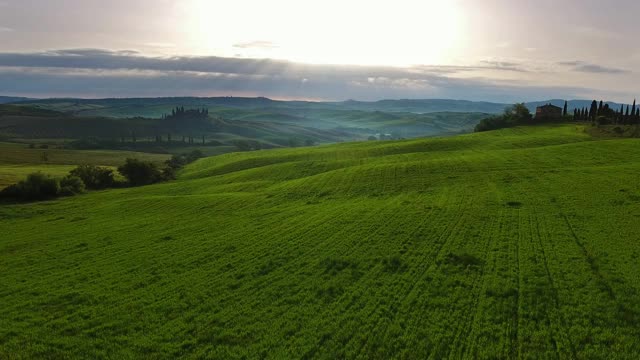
left=475, top=103, right=533, bottom=132
left=60, top=175, right=86, bottom=196
left=167, top=150, right=205, bottom=168
left=70, top=165, right=115, bottom=189
left=0, top=172, right=60, bottom=200
left=186, top=149, right=204, bottom=163
left=118, top=158, right=163, bottom=186
left=161, top=166, right=177, bottom=181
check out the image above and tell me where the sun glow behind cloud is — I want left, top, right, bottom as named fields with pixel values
left=186, top=0, right=465, bottom=67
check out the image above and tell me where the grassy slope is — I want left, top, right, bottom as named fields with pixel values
left=0, top=142, right=170, bottom=188
left=3, top=124, right=640, bottom=358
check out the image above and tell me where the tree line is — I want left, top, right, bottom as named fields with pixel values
left=162, top=107, right=209, bottom=121
left=573, top=100, right=640, bottom=125
left=0, top=150, right=205, bottom=202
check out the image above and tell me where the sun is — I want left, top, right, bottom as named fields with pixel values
left=186, top=0, right=465, bottom=67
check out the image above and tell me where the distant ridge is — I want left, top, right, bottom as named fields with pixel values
left=9, top=96, right=638, bottom=115
left=0, top=96, right=34, bottom=104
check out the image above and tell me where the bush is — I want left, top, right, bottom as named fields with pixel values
left=186, top=149, right=204, bottom=163
left=166, top=150, right=204, bottom=169
left=70, top=165, right=115, bottom=189
left=118, top=158, right=163, bottom=186
left=60, top=175, right=86, bottom=196
left=475, top=103, right=533, bottom=132
left=0, top=173, right=61, bottom=200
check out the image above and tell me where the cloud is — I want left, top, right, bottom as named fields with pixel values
left=233, top=41, right=279, bottom=49
left=0, top=49, right=625, bottom=102
left=571, top=26, right=621, bottom=41
left=557, top=61, right=629, bottom=74
left=0, top=26, right=13, bottom=32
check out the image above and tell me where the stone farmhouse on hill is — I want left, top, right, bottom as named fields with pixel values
left=535, top=104, right=563, bottom=120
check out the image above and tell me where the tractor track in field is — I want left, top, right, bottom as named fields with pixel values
left=532, top=207, right=577, bottom=359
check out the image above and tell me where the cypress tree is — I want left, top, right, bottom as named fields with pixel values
left=589, top=100, right=598, bottom=120
left=563, top=101, right=568, bottom=116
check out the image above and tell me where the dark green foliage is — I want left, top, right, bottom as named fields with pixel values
left=163, top=150, right=205, bottom=180
left=475, top=103, right=532, bottom=132
left=165, top=150, right=204, bottom=169
left=445, top=253, right=484, bottom=268
left=0, top=172, right=60, bottom=200
left=59, top=175, right=86, bottom=196
left=70, top=165, right=115, bottom=189
left=506, top=201, right=523, bottom=208
left=382, top=255, right=407, bottom=273
left=118, top=158, right=163, bottom=186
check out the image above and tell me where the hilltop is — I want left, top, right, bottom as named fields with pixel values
left=3, top=123, right=640, bottom=358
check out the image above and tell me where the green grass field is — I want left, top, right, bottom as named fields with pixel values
left=0, top=142, right=170, bottom=188
left=2, top=124, right=640, bottom=358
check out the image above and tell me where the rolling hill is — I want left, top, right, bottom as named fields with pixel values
left=0, top=96, right=34, bottom=104
left=2, top=124, right=640, bottom=358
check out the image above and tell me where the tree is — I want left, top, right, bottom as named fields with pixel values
left=0, top=173, right=60, bottom=200
left=475, top=103, right=532, bottom=132
left=589, top=100, right=598, bottom=120
left=60, top=175, right=85, bottom=196
left=563, top=101, right=568, bottom=117
left=70, top=165, right=115, bottom=189
left=118, top=158, right=163, bottom=186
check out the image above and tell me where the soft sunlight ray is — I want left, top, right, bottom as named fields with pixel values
left=186, top=0, right=465, bottom=66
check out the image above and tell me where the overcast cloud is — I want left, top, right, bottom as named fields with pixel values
left=0, top=0, right=638, bottom=101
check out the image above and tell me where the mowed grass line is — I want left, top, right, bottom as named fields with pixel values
left=2, top=124, right=640, bottom=358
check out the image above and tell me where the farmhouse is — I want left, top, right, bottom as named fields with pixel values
left=535, top=104, right=563, bottom=120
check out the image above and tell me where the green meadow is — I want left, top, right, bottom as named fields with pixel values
left=0, top=142, right=170, bottom=189
left=2, top=124, right=640, bottom=358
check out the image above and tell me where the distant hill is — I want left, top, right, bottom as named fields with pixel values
left=0, top=104, right=64, bottom=117
left=335, top=99, right=509, bottom=114
left=0, top=96, right=34, bottom=104
left=8, top=97, right=490, bottom=141
left=17, top=97, right=509, bottom=115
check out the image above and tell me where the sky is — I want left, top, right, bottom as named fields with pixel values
left=0, top=0, right=638, bottom=102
